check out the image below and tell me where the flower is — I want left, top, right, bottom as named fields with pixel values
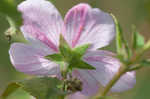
left=9, top=0, right=136, bottom=97
left=67, top=92, right=88, bottom=99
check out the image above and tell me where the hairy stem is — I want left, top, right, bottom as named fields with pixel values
left=100, top=65, right=127, bottom=97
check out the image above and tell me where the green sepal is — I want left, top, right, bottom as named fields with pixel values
left=111, top=14, right=123, bottom=54
left=73, top=44, right=90, bottom=58
left=59, top=34, right=72, bottom=61
left=45, top=53, right=63, bottom=62
left=132, top=25, right=145, bottom=50
left=71, top=44, right=95, bottom=70
left=69, top=59, right=95, bottom=70
left=51, top=34, right=95, bottom=70
left=1, top=77, right=67, bottom=99
left=111, top=14, right=131, bottom=60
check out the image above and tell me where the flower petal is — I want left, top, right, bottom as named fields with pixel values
left=83, top=50, right=136, bottom=92
left=18, top=0, right=63, bottom=51
left=63, top=3, right=115, bottom=50
left=67, top=92, right=88, bottom=99
left=72, top=69, right=99, bottom=96
left=9, top=43, right=60, bottom=75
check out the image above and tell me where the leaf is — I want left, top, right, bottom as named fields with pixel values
left=1, top=77, right=66, bottom=99
left=111, top=14, right=131, bottom=60
left=73, top=44, right=90, bottom=58
left=45, top=53, right=63, bottom=62
left=69, top=59, right=95, bottom=70
left=132, top=25, right=145, bottom=49
left=59, top=34, right=72, bottom=61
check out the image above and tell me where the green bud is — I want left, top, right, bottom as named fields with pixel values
left=132, top=25, right=145, bottom=50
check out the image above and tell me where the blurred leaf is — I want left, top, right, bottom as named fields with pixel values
left=132, top=25, right=145, bottom=49
left=1, top=77, right=66, bottom=99
left=45, top=53, right=63, bottom=62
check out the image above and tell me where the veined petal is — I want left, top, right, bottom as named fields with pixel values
left=18, top=0, right=63, bottom=51
left=83, top=50, right=136, bottom=92
left=9, top=43, right=60, bottom=75
left=72, top=69, right=99, bottom=96
left=63, top=3, right=115, bottom=50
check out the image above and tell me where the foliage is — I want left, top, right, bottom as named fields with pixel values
left=1, top=77, right=66, bottom=99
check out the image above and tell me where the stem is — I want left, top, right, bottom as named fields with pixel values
left=128, top=65, right=142, bottom=71
left=100, top=65, right=127, bottom=97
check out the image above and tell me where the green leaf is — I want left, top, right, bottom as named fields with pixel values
left=111, top=14, right=131, bottom=60
left=45, top=53, right=63, bottom=62
left=132, top=25, right=145, bottom=49
left=59, top=34, right=72, bottom=60
left=1, top=77, right=66, bottom=99
left=70, top=59, right=95, bottom=70
left=73, top=44, right=90, bottom=58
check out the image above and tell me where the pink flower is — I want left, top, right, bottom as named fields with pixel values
left=9, top=0, right=136, bottom=96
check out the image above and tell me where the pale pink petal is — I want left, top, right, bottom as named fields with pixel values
left=83, top=50, right=136, bottom=92
left=63, top=3, right=115, bottom=50
left=67, top=92, right=88, bottom=99
left=72, top=69, right=99, bottom=96
left=9, top=43, right=60, bottom=75
left=18, top=0, right=63, bottom=51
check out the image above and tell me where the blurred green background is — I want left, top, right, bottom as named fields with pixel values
left=1, top=0, right=150, bottom=99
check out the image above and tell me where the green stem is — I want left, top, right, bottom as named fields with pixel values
left=128, top=65, right=142, bottom=71
left=100, top=65, right=127, bottom=97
